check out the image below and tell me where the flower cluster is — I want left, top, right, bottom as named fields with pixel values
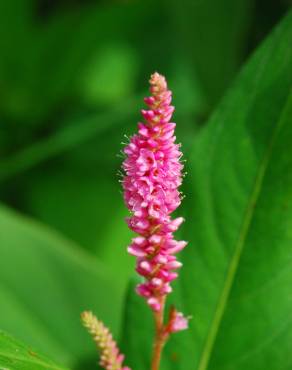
left=122, top=72, right=187, bottom=312
left=81, top=311, right=130, bottom=370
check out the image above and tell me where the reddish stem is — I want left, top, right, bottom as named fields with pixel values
left=151, top=297, right=168, bottom=370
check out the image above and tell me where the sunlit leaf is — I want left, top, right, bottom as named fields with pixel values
left=0, top=331, right=68, bottom=370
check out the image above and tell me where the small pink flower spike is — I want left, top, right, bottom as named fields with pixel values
left=166, top=308, right=189, bottom=333
left=81, top=311, right=131, bottom=370
left=122, top=72, right=187, bottom=311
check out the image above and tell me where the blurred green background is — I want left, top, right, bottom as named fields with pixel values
left=0, top=1, right=291, bottom=369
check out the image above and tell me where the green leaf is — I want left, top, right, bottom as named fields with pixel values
left=0, top=331, right=68, bottom=370
left=0, top=204, right=123, bottom=369
left=121, top=11, right=292, bottom=370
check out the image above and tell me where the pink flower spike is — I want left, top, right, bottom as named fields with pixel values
left=122, top=72, right=188, bottom=311
left=169, top=311, right=189, bottom=333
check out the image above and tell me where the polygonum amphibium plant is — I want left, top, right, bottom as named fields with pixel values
left=82, top=72, right=188, bottom=370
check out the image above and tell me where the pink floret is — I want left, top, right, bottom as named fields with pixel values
left=168, top=311, right=189, bottom=333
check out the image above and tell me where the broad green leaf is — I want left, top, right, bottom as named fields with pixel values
left=120, top=279, right=153, bottom=367
left=0, top=331, right=68, bottom=370
left=121, top=12, right=292, bottom=370
left=0, top=204, right=123, bottom=369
